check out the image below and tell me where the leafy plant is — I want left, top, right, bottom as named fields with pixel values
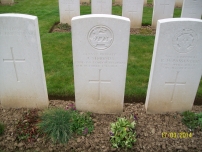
left=71, top=111, right=94, bottom=135
left=0, top=122, right=5, bottom=136
left=182, top=111, right=202, bottom=130
left=196, top=112, right=202, bottom=129
left=110, top=116, right=137, bottom=149
left=15, top=109, right=40, bottom=142
left=37, top=108, right=73, bottom=143
left=66, top=103, right=94, bottom=135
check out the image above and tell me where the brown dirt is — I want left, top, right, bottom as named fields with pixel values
left=0, top=100, right=202, bottom=152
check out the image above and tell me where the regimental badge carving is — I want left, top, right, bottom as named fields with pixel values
left=173, top=29, right=198, bottom=53
left=88, top=25, right=114, bottom=50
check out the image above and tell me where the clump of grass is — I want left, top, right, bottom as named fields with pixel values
left=37, top=108, right=73, bottom=143
left=37, top=105, right=94, bottom=143
left=0, top=122, right=5, bottom=136
left=182, top=111, right=202, bottom=130
left=57, top=23, right=71, bottom=31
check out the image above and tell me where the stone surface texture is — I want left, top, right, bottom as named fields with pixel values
left=0, top=14, right=49, bottom=108
left=145, top=18, right=202, bottom=114
left=152, top=0, right=175, bottom=28
left=122, top=0, right=144, bottom=28
left=72, top=14, right=130, bottom=114
left=181, top=0, right=202, bottom=19
left=59, top=0, right=80, bottom=25
left=91, top=0, right=112, bottom=14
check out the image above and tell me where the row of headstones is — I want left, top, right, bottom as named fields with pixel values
left=0, top=13, right=202, bottom=114
left=59, top=0, right=202, bottom=29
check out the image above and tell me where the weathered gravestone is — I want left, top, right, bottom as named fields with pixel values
left=181, top=0, right=202, bottom=19
left=0, top=14, right=49, bottom=108
left=59, top=0, right=80, bottom=25
left=1, top=0, right=14, bottom=4
left=72, top=14, right=130, bottom=114
left=91, top=0, right=112, bottom=14
left=175, top=0, right=184, bottom=7
left=152, top=0, right=175, bottom=28
left=145, top=18, right=202, bottom=114
left=122, top=0, right=144, bottom=28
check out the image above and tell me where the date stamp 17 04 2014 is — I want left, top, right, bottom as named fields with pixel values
left=162, top=132, right=193, bottom=138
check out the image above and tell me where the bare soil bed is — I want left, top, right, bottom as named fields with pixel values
left=0, top=100, right=202, bottom=152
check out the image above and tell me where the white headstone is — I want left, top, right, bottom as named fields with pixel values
left=175, top=0, right=183, bottom=7
left=72, top=14, right=130, bottom=114
left=122, top=0, right=144, bottom=28
left=152, top=0, right=175, bottom=28
left=145, top=18, right=202, bottom=114
left=1, top=0, right=14, bottom=4
left=91, top=0, right=112, bottom=14
left=181, top=0, right=202, bottom=19
left=59, top=0, right=80, bottom=25
left=0, top=14, right=49, bottom=108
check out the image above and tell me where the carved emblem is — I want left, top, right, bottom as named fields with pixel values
left=88, top=25, right=113, bottom=50
left=173, top=29, right=197, bottom=53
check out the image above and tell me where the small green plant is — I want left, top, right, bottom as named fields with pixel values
left=110, top=116, right=137, bottom=149
left=0, top=122, right=5, bottom=136
left=71, top=111, right=94, bottom=135
left=37, top=108, right=73, bottom=143
left=66, top=103, right=94, bottom=135
left=182, top=111, right=202, bottom=130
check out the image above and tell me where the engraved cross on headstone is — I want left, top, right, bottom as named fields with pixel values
left=165, top=71, right=186, bottom=102
left=65, top=4, right=74, bottom=21
left=160, top=0, right=170, bottom=14
left=98, top=0, right=106, bottom=12
left=3, top=47, right=25, bottom=82
left=89, top=69, right=111, bottom=101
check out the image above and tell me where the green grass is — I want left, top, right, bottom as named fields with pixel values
left=0, top=0, right=202, bottom=100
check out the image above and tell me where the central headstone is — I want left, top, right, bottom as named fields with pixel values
left=181, top=0, right=202, bottom=19
left=59, top=0, right=80, bottom=25
left=0, top=14, right=49, bottom=108
left=145, top=18, right=202, bottom=114
left=72, top=14, right=130, bottom=114
left=152, top=0, right=175, bottom=28
left=122, top=0, right=144, bottom=28
left=91, top=0, right=112, bottom=14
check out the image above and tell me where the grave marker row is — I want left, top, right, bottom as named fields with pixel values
left=0, top=13, right=202, bottom=115
left=59, top=0, right=201, bottom=28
